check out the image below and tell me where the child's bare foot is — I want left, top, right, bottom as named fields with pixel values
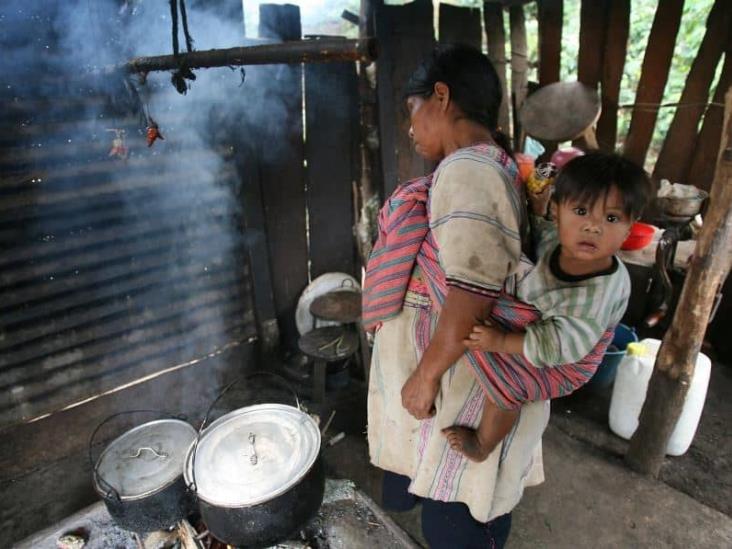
left=442, top=426, right=494, bottom=462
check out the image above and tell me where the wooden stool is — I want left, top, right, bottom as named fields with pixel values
left=519, top=81, right=601, bottom=149
left=310, top=289, right=372, bottom=384
left=297, top=326, right=359, bottom=404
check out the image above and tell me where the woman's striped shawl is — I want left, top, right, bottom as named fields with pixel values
left=362, top=163, right=610, bottom=409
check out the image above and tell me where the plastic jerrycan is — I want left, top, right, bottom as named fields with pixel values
left=608, top=339, right=712, bottom=456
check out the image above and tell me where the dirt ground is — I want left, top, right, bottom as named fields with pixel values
left=551, top=360, right=732, bottom=517
left=320, top=359, right=732, bottom=548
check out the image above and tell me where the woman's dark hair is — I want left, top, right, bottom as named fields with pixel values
left=552, top=151, right=652, bottom=220
left=405, top=43, right=512, bottom=156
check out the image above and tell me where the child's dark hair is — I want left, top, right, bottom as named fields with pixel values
left=552, top=152, right=651, bottom=219
left=404, top=43, right=513, bottom=156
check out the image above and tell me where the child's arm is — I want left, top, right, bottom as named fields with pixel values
left=463, top=322, right=524, bottom=354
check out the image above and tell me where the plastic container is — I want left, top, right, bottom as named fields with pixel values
left=621, top=222, right=655, bottom=251
left=550, top=147, right=584, bottom=169
left=608, top=338, right=712, bottom=456
left=587, top=323, right=637, bottom=389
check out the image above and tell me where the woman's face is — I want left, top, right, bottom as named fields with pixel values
left=406, top=92, right=445, bottom=161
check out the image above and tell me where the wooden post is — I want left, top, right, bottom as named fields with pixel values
left=484, top=2, right=510, bottom=134
left=537, top=0, right=562, bottom=158
left=625, top=88, right=732, bottom=477
left=537, top=0, right=562, bottom=87
left=596, top=0, right=629, bottom=151
left=509, top=4, right=529, bottom=150
left=355, top=0, right=382, bottom=267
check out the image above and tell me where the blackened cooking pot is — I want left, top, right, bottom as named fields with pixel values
left=91, top=414, right=197, bottom=533
left=184, top=403, right=325, bottom=548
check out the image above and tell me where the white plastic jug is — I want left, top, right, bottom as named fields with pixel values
left=608, top=338, right=712, bottom=456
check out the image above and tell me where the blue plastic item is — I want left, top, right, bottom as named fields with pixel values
left=587, top=323, right=638, bottom=389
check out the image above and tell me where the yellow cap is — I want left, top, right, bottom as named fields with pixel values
left=625, top=342, right=647, bottom=357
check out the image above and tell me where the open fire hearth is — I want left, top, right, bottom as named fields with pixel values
left=18, top=480, right=418, bottom=549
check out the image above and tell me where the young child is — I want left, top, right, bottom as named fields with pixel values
left=443, top=151, right=651, bottom=462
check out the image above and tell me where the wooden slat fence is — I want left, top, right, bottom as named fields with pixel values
left=374, top=0, right=730, bottom=349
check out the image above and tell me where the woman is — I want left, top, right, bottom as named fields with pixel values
left=363, top=45, right=549, bottom=548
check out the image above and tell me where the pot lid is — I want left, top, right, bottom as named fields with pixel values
left=94, top=419, right=196, bottom=501
left=186, top=403, right=320, bottom=507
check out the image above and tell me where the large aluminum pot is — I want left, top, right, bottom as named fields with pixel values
left=184, top=403, right=324, bottom=548
left=91, top=415, right=197, bottom=533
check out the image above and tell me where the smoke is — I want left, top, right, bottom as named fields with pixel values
left=0, top=0, right=308, bottom=418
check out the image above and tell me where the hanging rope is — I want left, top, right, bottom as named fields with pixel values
left=169, top=0, right=196, bottom=94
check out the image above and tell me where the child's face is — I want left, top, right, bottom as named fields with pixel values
left=554, top=185, right=632, bottom=268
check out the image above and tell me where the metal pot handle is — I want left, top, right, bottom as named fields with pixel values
left=89, top=409, right=185, bottom=502
left=198, top=371, right=300, bottom=432
left=188, top=371, right=300, bottom=493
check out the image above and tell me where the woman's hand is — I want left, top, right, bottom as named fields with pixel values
left=401, top=368, right=440, bottom=419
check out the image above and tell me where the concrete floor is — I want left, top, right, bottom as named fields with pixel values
left=322, top=386, right=732, bottom=548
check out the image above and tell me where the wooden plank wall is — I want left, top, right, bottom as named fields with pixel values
left=439, top=3, right=482, bottom=47
left=653, top=0, right=732, bottom=184
left=248, top=5, right=361, bottom=348
left=688, top=43, right=732, bottom=191
left=622, top=0, right=685, bottom=165
left=375, top=0, right=435, bottom=198
left=305, top=59, right=360, bottom=279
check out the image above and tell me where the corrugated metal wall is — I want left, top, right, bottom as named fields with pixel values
left=0, top=8, right=258, bottom=424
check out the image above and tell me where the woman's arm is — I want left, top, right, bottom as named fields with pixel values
left=401, top=286, right=495, bottom=419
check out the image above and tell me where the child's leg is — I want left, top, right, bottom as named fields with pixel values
left=442, top=400, right=518, bottom=462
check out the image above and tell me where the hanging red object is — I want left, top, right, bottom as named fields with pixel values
left=146, top=119, right=164, bottom=147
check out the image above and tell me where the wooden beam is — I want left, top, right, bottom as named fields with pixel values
left=596, top=0, right=630, bottom=151
left=622, top=0, right=684, bottom=166
left=120, top=37, right=377, bottom=74
left=626, top=87, right=732, bottom=477
left=654, top=0, right=732, bottom=182
left=509, top=4, right=529, bottom=149
left=687, top=47, right=732, bottom=191
left=484, top=2, right=510, bottom=134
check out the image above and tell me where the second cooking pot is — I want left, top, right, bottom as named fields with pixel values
left=92, top=417, right=197, bottom=532
left=184, top=403, right=324, bottom=548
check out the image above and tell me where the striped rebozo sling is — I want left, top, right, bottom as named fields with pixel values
left=362, top=161, right=611, bottom=410
left=362, top=174, right=433, bottom=331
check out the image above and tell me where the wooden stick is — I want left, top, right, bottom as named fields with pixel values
left=625, top=87, right=732, bottom=476
left=118, top=37, right=376, bottom=74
